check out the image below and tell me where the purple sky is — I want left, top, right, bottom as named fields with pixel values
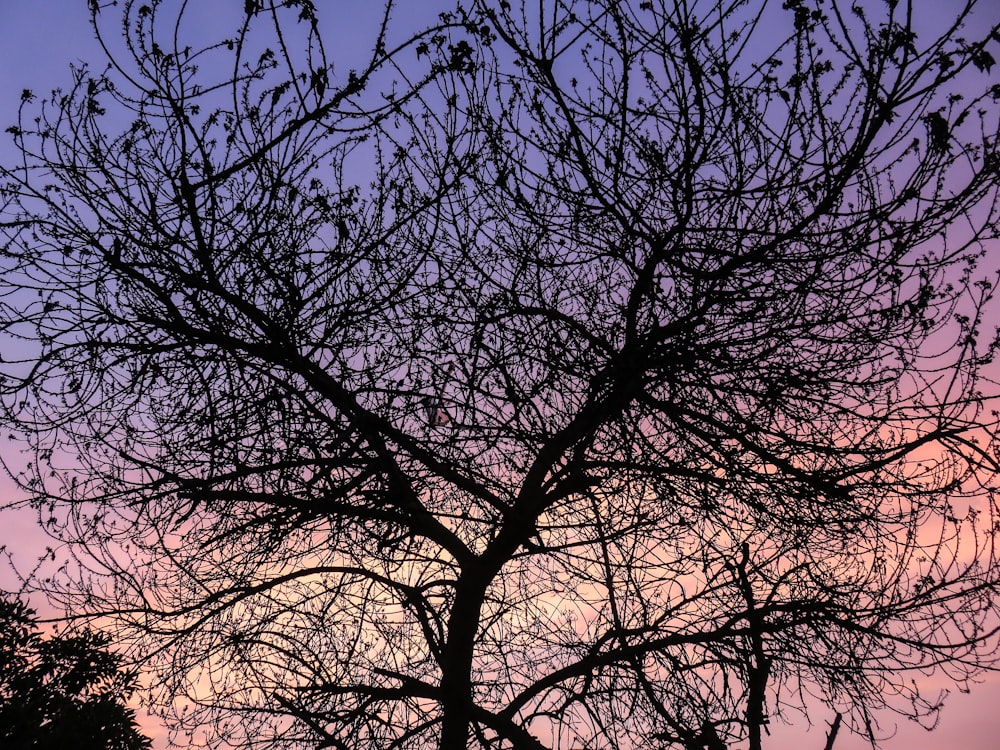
left=1, top=2, right=998, bottom=749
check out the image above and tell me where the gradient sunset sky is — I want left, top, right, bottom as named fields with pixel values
left=1, top=2, right=998, bottom=748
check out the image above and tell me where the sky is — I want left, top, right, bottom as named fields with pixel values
left=1, top=1, right=999, bottom=749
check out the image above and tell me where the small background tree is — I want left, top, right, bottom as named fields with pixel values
left=0, top=593, right=151, bottom=750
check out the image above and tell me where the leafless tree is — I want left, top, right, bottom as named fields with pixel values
left=2, top=1, right=1000, bottom=749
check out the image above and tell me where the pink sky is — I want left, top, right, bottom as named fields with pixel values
left=1, top=2, right=998, bottom=748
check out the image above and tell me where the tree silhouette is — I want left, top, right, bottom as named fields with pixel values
left=0, top=594, right=151, bottom=750
left=2, top=1, right=1000, bottom=749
